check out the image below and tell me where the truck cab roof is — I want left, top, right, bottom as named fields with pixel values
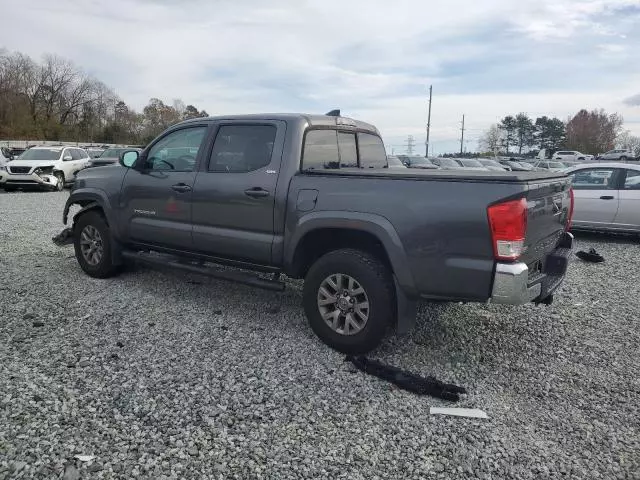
left=179, top=113, right=380, bottom=135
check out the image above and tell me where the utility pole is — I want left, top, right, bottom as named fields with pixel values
left=460, top=114, right=465, bottom=155
left=406, top=135, right=415, bottom=155
left=425, top=85, right=432, bottom=157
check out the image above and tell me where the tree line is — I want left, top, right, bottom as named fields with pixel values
left=479, top=109, right=639, bottom=157
left=0, top=50, right=208, bottom=145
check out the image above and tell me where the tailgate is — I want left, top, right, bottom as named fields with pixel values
left=520, top=176, right=572, bottom=267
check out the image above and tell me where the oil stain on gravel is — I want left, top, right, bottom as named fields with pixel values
left=0, top=192, right=639, bottom=479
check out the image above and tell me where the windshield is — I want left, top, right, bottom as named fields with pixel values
left=439, top=158, right=460, bottom=167
left=460, top=159, right=483, bottom=167
left=479, top=159, right=502, bottom=167
left=408, top=157, right=433, bottom=166
left=514, top=161, right=533, bottom=170
left=100, top=148, right=127, bottom=158
left=17, top=149, right=62, bottom=161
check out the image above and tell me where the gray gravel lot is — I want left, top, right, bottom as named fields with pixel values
left=0, top=190, right=639, bottom=480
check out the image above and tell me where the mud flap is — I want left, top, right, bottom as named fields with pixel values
left=394, top=275, right=417, bottom=335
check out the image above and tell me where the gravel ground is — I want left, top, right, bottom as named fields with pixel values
left=0, top=190, right=639, bottom=480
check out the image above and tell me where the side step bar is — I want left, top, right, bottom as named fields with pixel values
left=121, top=250, right=285, bottom=292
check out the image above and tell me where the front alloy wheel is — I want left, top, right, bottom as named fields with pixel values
left=79, top=225, right=104, bottom=266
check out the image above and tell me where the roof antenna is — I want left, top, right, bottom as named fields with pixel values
left=326, top=109, right=340, bottom=116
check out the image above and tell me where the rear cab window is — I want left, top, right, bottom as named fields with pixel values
left=302, top=129, right=387, bottom=170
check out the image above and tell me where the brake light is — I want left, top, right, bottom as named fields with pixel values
left=566, top=188, right=574, bottom=231
left=487, top=198, right=528, bottom=261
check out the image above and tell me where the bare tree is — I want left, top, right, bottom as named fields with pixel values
left=478, top=124, right=502, bottom=155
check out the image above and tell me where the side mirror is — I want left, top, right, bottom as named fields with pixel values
left=63, top=155, right=73, bottom=161
left=120, top=150, right=139, bottom=168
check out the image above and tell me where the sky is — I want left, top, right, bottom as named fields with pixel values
left=2, top=0, right=640, bottom=154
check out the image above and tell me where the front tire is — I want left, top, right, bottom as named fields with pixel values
left=620, top=156, right=628, bottom=161
left=303, top=248, right=396, bottom=354
left=73, top=211, right=120, bottom=278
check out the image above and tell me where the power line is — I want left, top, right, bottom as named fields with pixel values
left=460, top=114, right=465, bottom=155
left=405, top=135, right=415, bottom=155
left=425, top=85, right=432, bottom=157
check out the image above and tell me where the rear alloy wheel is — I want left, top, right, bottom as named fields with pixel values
left=317, top=273, right=370, bottom=336
left=54, top=172, right=64, bottom=191
left=303, top=248, right=395, bottom=354
left=620, top=156, right=628, bottom=161
left=73, top=211, right=121, bottom=278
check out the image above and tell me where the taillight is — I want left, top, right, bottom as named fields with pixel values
left=487, top=198, right=528, bottom=261
left=566, top=188, right=574, bottom=231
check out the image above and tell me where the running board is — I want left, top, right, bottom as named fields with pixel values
left=121, top=250, right=285, bottom=292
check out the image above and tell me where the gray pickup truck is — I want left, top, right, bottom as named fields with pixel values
left=54, top=111, right=574, bottom=353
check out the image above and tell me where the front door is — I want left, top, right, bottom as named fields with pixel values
left=191, top=122, right=285, bottom=264
left=613, top=168, right=640, bottom=231
left=569, top=167, right=621, bottom=229
left=119, top=125, right=209, bottom=250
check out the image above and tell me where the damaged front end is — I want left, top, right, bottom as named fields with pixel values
left=52, top=201, right=101, bottom=247
left=52, top=227, right=74, bottom=246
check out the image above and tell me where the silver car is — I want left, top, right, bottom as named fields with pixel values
left=532, top=160, right=567, bottom=172
left=597, top=149, right=634, bottom=161
left=563, top=162, right=640, bottom=233
left=454, top=159, right=489, bottom=171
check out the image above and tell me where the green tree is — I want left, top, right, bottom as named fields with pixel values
left=534, top=116, right=566, bottom=154
left=499, top=115, right=517, bottom=153
left=515, top=113, right=535, bottom=154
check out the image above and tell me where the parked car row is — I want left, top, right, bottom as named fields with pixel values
left=1, top=143, right=147, bottom=191
left=388, top=155, right=577, bottom=173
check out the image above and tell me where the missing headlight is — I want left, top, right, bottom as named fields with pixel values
left=34, top=167, right=54, bottom=176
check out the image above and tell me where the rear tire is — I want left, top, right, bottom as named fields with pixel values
left=620, top=156, right=628, bottom=161
left=303, top=248, right=396, bottom=354
left=73, top=211, right=121, bottom=278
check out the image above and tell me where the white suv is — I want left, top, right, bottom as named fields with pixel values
left=2, top=146, right=90, bottom=191
left=597, top=149, right=634, bottom=161
left=553, top=150, right=594, bottom=162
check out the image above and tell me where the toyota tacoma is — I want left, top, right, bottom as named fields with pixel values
left=53, top=111, right=574, bottom=353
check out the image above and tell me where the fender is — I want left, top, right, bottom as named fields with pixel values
left=63, top=188, right=121, bottom=239
left=285, top=211, right=417, bottom=297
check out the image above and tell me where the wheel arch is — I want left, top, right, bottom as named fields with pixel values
left=284, top=212, right=417, bottom=297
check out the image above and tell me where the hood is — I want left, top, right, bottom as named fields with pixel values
left=89, top=157, right=119, bottom=166
left=74, top=163, right=127, bottom=192
left=7, top=160, right=58, bottom=171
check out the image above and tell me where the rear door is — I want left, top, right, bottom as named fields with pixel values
left=612, top=168, right=640, bottom=231
left=568, top=167, right=621, bottom=229
left=190, top=121, right=285, bottom=264
left=119, top=125, right=210, bottom=250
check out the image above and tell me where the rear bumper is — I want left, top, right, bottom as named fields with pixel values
left=490, top=232, right=573, bottom=305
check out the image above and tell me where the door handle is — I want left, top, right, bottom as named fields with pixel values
left=599, top=195, right=614, bottom=200
left=244, top=187, right=270, bottom=198
left=171, top=183, right=192, bottom=193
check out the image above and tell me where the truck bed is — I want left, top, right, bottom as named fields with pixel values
left=302, top=168, right=567, bottom=183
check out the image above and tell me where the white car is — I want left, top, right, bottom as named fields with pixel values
left=2, top=146, right=90, bottom=191
left=597, top=149, right=634, bottom=161
left=553, top=150, right=594, bottom=162
left=0, top=148, right=11, bottom=184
